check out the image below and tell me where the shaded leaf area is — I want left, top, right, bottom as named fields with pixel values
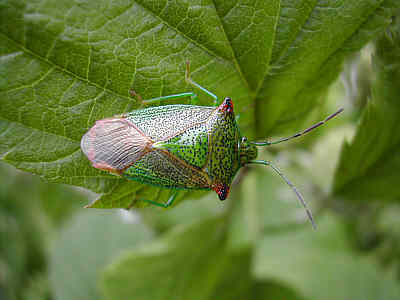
left=209, top=252, right=304, bottom=300
left=21, top=272, right=52, bottom=300
left=253, top=214, right=400, bottom=300
left=375, top=204, right=400, bottom=272
left=213, top=280, right=304, bottom=300
left=101, top=216, right=304, bottom=300
left=0, top=0, right=397, bottom=209
left=333, top=15, right=400, bottom=201
left=139, top=192, right=225, bottom=232
left=101, top=217, right=228, bottom=300
left=50, top=210, right=154, bottom=300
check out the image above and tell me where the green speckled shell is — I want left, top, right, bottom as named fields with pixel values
left=81, top=100, right=242, bottom=197
left=154, top=123, right=209, bottom=169
left=122, top=103, right=241, bottom=190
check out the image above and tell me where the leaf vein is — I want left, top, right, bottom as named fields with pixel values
left=0, top=33, right=132, bottom=103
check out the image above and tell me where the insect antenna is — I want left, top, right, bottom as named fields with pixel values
left=248, top=160, right=316, bottom=229
left=251, top=108, right=344, bottom=146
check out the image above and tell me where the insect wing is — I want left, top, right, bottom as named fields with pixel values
left=81, top=118, right=150, bottom=172
left=123, top=149, right=209, bottom=189
left=126, top=105, right=215, bottom=141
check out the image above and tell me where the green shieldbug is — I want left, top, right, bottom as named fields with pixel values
left=81, top=62, right=343, bottom=228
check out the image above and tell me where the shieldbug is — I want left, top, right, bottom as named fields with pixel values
left=81, top=62, right=343, bottom=228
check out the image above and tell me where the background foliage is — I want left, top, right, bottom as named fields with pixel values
left=1, top=1, right=400, bottom=299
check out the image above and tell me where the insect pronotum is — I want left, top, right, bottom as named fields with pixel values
left=81, top=61, right=343, bottom=229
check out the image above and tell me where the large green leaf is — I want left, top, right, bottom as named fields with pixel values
left=0, top=0, right=397, bottom=208
left=333, top=15, right=400, bottom=201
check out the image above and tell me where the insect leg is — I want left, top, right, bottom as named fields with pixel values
left=185, top=61, right=219, bottom=106
left=165, top=191, right=178, bottom=207
left=129, top=89, right=199, bottom=106
left=141, top=191, right=178, bottom=208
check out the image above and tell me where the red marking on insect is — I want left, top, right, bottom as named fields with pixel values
left=212, top=183, right=230, bottom=200
left=219, top=97, right=234, bottom=114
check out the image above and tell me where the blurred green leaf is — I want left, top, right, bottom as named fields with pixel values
left=209, top=249, right=304, bottom=300
left=213, top=280, right=304, bottom=300
left=374, top=204, right=400, bottom=272
left=101, top=216, right=228, bottom=300
left=101, top=215, right=305, bottom=300
left=22, top=273, right=51, bottom=300
left=0, top=161, right=86, bottom=300
left=0, top=0, right=397, bottom=208
left=333, top=15, right=400, bottom=201
left=50, top=210, right=153, bottom=300
left=139, top=192, right=225, bottom=233
left=0, top=211, right=26, bottom=300
left=253, top=214, right=400, bottom=300
left=227, top=169, right=262, bottom=250
left=227, top=152, right=321, bottom=252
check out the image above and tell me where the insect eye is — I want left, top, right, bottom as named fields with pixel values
left=224, top=97, right=232, bottom=106
left=222, top=97, right=234, bottom=113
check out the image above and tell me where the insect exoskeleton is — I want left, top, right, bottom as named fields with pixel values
left=81, top=97, right=257, bottom=201
left=81, top=61, right=343, bottom=229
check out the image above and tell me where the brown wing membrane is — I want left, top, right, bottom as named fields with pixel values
left=81, top=118, right=151, bottom=173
